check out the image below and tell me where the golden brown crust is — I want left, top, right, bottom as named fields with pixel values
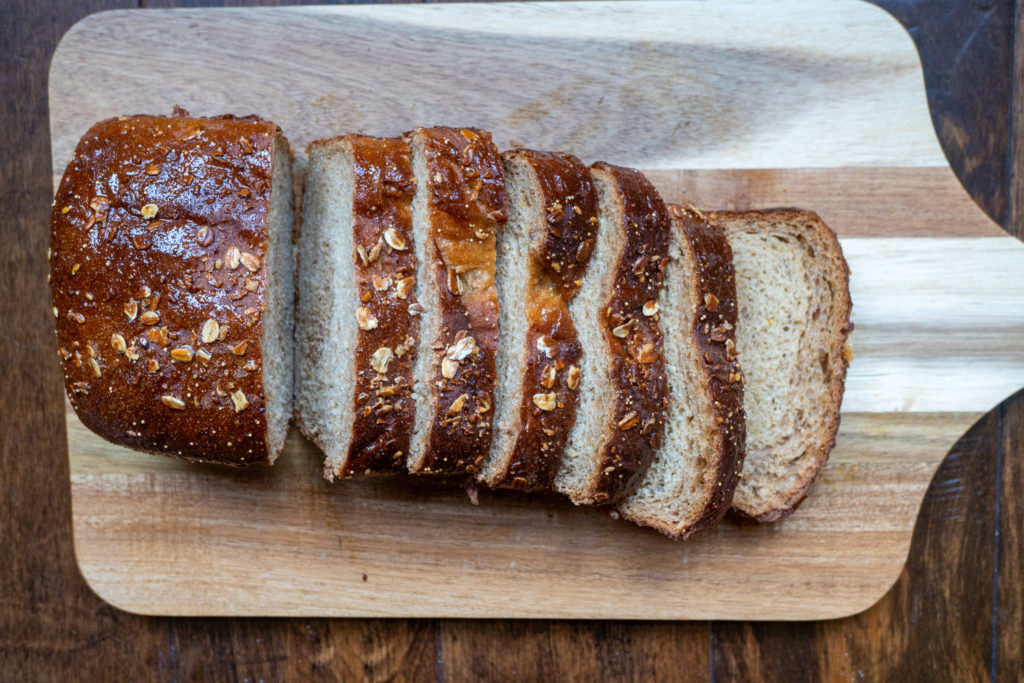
left=405, top=127, right=507, bottom=473
left=672, top=204, right=746, bottom=536
left=589, top=162, right=671, bottom=504
left=50, top=110, right=285, bottom=465
left=710, top=208, right=852, bottom=523
left=488, top=149, right=597, bottom=492
left=329, top=135, right=420, bottom=477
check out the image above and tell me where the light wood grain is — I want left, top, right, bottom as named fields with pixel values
left=51, top=1, right=1024, bottom=619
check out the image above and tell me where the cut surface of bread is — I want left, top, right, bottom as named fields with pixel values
left=619, top=204, right=745, bottom=538
left=555, top=162, right=671, bottom=505
left=404, top=127, right=507, bottom=474
left=480, top=149, right=598, bottom=491
left=711, top=209, right=852, bottom=522
left=295, top=135, right=419, bottom=480
left=50, top=110, right=293, bottom=465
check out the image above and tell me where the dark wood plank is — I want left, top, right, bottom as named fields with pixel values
left=872, top=0, right=1015, bottom=226
left=440, top=621, right=709, bottom=682
left=712, top=407, right=1000, bottom=681
left=998, top=393, right=1024, bottom=680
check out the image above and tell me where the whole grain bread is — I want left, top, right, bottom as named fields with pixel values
left=295, top=135, right=419, bottom=479
left=404, top=127, right=507, bottom=474
left=50, top=109, right=294, bottom=465
left=711, top=209, right=852, bottom=522
left=618, top=204, right=746, bottom=538
left=554, top=162, right=671, bottom=505
left=479, top=149, right=598, bottom=491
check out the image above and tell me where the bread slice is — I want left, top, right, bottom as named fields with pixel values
left=711, top=209, right=852, bottom=522
left=50, top=110, right=293, bottom=465
left=479, top=149, right=598, bottom=491
left=618, top=204, right=746, bottom=538
left=295, top=135, right=419, bottom=479
left=554, top=162, right=671, bottom=505
left=403, top=127, right=507, bottom=474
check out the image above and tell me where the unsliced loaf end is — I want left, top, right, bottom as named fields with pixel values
left=51, top=111, right=293, bottom=465
left=712, top=209, right=852, bottom=522
left=404, top=127, right=506, bottom=474
left=619, top=204, right=745, bottom=538
left=480, top=149, right=597, bottom=491
left=555, top=162, right=671, bottom=505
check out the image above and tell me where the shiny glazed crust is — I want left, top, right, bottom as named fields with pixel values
left=405, top=127, right=507, bottom=473
left=50, top=110, right=286, bottom=465
left=485, top=149, right=597, bottom=491
left=588, top=162, right=671, bottom=503
left=342, top=135, right=420, bottom=476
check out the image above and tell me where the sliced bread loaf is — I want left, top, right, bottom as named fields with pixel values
left=50, top=110, right=293, bottom=465
left=295, top=135, right=419, bottom=479
left=479, top=149, right=598, bottom=491
left=403, top=127, right=507, bottom=474
left=711, top=209, right=852, bottom=522
left=554, top=162, right=671, bottom=505
left=618, top=204, right=745, bottom=538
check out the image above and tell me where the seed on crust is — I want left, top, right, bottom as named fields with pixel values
left=145, top=164, right=160, bottom=176
left=225, top=247, right=241, bottom=270
left=228, top=341, right=247, bottom=356
left=617, top=412, right=639, bottom=430
left=161, top=395, right=185, bottom=410
left=240, top=252, right=260, bottom=272
left=408, top=303, right=423, bottom=315
left=196, top=226, right=214, bottom=246
left=196, top=349, right=212, bottom=362
left=395, top=276, right=415, bottom=299
left=201, top=318, right=220, bottom=344
left=384, top=228, right=407, bottom=251
left=170, top=347, right=194, bottom=362
left=447, top=393, right=469, bottom=416
left=541, top=363, right=557, bottom=389
left=566, top=364, right=580, bottom=389
left=124, top=300, right=138, bottom=321
left=441, top=356, right=458, bottom=379
left=642, top=300, right=659, bottom=316
left=536, top=335, right=557, bottom=358
left=611, top=322, right=631, bottom=338
left=110, top=333, right=127, bottom=354
left=446, top=335, right=477, bottom=361
left=141, top=203, right=159, bottom=219
left=367, top=238, right=383, bottom=264
left=356, top=306, right=378, bottom=330
left=148, top=326, right=169, bottom=347
left=140, top=311, right=160, bottom=326
left=638, top=343, right=658, bottom=364
left=125, top=347, right=139, bottom=362
left=372, top=274, right=391, bottom=291
left=370, top=347, right=394, bottom=374
left=356, top=244, right=369, bottom=266
left=725, top=337, right=738, bottom=359
left=230, top=390, right=249, bottom=413
left=533, top=393, right=557, bottom=411
left=88, top=357, right=101, bottom=378
left=704, top=292, right=720, bottom=312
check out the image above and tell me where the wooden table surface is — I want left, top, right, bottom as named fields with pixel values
left=2, top=0, right=1021, bottom=679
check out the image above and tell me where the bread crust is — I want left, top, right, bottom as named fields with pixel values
left=621, top=204, right=746, bottom=538
left=711, top=208, right=852, bottom=523
left=585, top=162, right=671, bottom=504
left=50, top=109, right=287, bottom=465
left=485, top=149, right=598, bottom=491
left=331, top=135, right=420, bottom=477
left=405, top=127, right=507, bottom=473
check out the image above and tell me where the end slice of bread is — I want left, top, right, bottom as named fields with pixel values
left=711, top=209, right=852, bottom=522
left=479, top=149, right=598, bottom=491
left=618, top=204, right=745, bottom=538
left=295, top=135, right=419, bottom=479
left=404, top=127, right=507, bottom=474
left=554, top=162, right=671, bottom=505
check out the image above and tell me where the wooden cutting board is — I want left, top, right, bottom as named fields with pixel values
left=50, top=1, right=1024, bottom=620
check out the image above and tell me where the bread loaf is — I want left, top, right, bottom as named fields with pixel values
left=711, top=209, right=852, bottom=522
left=50, top=110, right=294, bottom=465
left=618, top=204, right=745, bottom=538
left=479, top=149, right=598, bottom=491
left=295, top=135, right=419, bottom=479
left=404, top=127, right=507, bottom=474
left=554, top=162, right=671, bottom=505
